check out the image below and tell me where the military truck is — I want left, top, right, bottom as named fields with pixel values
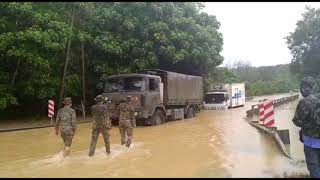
left=103, top=69, right=203, bottom=126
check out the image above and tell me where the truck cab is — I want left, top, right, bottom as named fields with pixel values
left=103, top=69, right=203, bottom=126
left=103, top=73, right=164, bottom=125
left=203, top=90, right=229, bottom=110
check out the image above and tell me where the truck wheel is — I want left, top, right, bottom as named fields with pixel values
left=152, top=109, right=165, bottom=125
left=186, top=107, right=195, bottom=119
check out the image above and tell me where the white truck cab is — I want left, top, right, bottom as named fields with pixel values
left=204, top=90, right=229, bottom=110
left=204, top=83, right=245, bottom=110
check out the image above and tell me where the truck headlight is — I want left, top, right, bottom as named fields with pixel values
left=135, top=112, right=138, bottom=116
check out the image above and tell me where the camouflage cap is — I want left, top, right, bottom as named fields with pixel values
left=94, top=95, right=104, bottom=102
left=63, top=97, right=72, bottom=105
left=300, top=76, right=319, bottom=97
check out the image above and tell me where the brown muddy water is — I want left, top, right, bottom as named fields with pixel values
left=0, top=93, right=308, bottom=177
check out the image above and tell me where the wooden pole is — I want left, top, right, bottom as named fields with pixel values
left=11, top=18, right=20, bottom=86
left=81, top=40, right=86, bottom=121
left=81, top=100, right=85, bottom=122
left=58, top=10, right=75, bottom=110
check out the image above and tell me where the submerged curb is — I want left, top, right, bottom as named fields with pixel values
left=0, top=120, right=92, bottom=133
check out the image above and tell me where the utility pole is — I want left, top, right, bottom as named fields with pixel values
left=81, top=40, right=86, bottom=121
left=58, top=10, right=75, bottom=110
left=11, top=18, right=20, bottom=86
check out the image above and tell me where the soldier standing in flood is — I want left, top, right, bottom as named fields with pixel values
left=292, top=76, right=320, bottom=178
left=119, top=96, right=136, bottom=148
left=89, top=95, right=112, bottom=156
left=55, top=97, right=77, bottom=157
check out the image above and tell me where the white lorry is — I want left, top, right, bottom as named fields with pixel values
left=204, top=83, right=245, bottom=110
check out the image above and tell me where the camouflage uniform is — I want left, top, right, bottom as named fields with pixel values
left=293, top=93, right=320, bottom=138
left=55, top=98, right=77, bottom=147
left=119, top=97, right=136, bottom=147
left=89, top=95, right=112, bottom=156
left=292, top=76, right=320, bottom=178
left=292, top=77, right=320, bottom=138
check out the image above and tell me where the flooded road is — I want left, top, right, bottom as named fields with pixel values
left=0, top=93, right=307, bottom=177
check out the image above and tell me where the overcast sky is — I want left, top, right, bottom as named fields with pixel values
left=202, top=2, right=320, bottom=67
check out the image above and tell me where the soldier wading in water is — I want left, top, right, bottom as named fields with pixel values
left=118, top=96, right=136, bottom=147
left=55, top=97, right=77, bottom=157
left=89, top=95, right=112, bottom=156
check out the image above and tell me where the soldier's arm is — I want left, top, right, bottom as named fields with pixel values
left=314, top=100, right=320, bottom=126
left=105, top=106, right=112, bottom=128
left=55, top=110, right=61, bottom=130
left=292, top=99, right=308, bottom=127
left=71, top=109, right=77, bottom=133
left=90, top=106, right=95, bottom=127
left=118, top=104, right=123, bottom=119
left=55, top=110, right=61, bottom=135
left=130, top=106, right=136, bottom=127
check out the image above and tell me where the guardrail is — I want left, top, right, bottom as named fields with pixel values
left=246, top=94, right=300, bottom=118
left=247, top=120, right=292, bottom=159
left=244, top=94, right=299, bottom=159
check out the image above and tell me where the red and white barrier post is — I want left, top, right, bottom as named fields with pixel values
left=258, top=99, right=265, bottom=125
left=263, top=99, right=275, bottom=128
left=257, top=98, right=276, bottom=129
left=48, top=100, right=55, bottom=125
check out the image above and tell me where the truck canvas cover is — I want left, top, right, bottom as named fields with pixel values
left=139, top=69, right=203, bottom=106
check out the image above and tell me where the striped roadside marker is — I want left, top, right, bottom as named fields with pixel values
left=263, top=99, right=275, bottom=127
left=258, top=99, right=265, bottom=125
left=48, top=100, right=55, bottom=125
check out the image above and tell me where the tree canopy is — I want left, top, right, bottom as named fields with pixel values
left=230, top=63, right=299, bottom=96
left=286, top=6, right=320, bottom=78
left=0, top=2, right=223, bottom=116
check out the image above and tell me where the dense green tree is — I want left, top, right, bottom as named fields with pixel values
left=286, top=6, right=320, bottom=77
left=0, top=2, right=224, bottom=117
left=227, top=61, right=299, bottom=96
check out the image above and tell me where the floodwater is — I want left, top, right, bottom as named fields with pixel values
left=0, top=93, right=308, bottom=177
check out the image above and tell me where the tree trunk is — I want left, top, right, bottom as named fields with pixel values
left=58, top=10, right=75, bottom=110
left=11, top=59, right=20, bottom=86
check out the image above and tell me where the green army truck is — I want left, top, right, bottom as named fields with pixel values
left=103, top=69, right=203, bottom=126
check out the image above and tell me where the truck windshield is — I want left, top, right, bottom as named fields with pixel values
left=105, top=77, right=145, bottom=92
left=204, top=93, right=226, bottom=104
